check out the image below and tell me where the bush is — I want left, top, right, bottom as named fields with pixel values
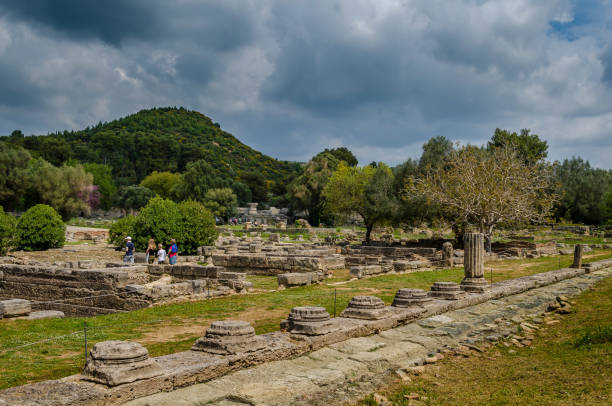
left=132, top=197, right=183, bottom=250
left=108, top=215, right=136, bottom=249
left=178, top=200, right=218, bottom=254
left=16, top=204, right=65, bottom=251
left=0, top=207, right=16, bottom=255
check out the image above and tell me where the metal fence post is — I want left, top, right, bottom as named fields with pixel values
left=84, top=321, right=88, bottom=364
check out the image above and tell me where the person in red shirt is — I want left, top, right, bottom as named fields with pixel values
left=168, top=239, right=178, bottom=265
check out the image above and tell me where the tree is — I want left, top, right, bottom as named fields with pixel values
left=601, top=185, right=612, bottom=226
left=178, top=160, right=228, bottom=202
left=28, top=160, right=97, bottom=219
left=16, top=204, right=66, bottom=251
left=552, top=157, right=612, bottom=224
left=321, top=147, right=358, bottom=167
left=240, top=171, right=267, bottom=203
left=132, top=196, right=183, bottom=250
left=407, top=144, right=556, bottom=251
left=419, top=136, right=454, bottom=171
left=204, top=188, right=238, bottom=221
left=140, top=171, right=183, bottom=201
left=323, top=162, right=397, bottom=243
left=177, top=200, right=218, bottom=254
left=231, top=182, right=252, bottom=206
left=114, top=185, right=155, bottom=213
left=0, top=143, right=32, bottom=210
left=0, top=206, right=16, bottom=255
left=287, top=152, right=340, bottom=226
left=393, top=158, right=440, bottom=226
left=108, top=215, right=136, bottom=249
left=488, top=128, right=548, bottom=164
left=83, top=163, right=116, bottom=210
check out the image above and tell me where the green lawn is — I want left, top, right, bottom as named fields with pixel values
left=0, top=251, right=611, bottom=390
left=358, top=265, right=612, bottom=406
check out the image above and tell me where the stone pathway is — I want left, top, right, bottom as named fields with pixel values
left=124, top=268, right=612, bottom=406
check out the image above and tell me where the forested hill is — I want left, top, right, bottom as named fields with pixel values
left=7, top=107, right=301, bottom=186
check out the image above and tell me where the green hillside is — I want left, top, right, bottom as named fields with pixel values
left=11, top=107, right=301, bottom=186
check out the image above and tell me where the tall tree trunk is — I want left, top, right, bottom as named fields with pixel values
left=365, top=224, right=373, bottom=245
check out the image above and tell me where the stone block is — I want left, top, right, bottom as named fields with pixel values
left=349, top=265, right=383, bottom=279
left=392, top=288, right=432, bottom=307
left=78, top=260, right=94, bottom=269
left=278, top=272, right=312, bottom=287
left=340, top=296, right=392, bottom=320
left=0, top=299, right=31, bottom=318
left=218, top=272, right=246, bottom=280
left=428, top=282, right=466, bottom=300
left=192, top=320, right=265, bottom=355
left=27, top=310, right=65, bottom=320
left=82, top=341, right=163, bottom=386
left=284, top=306, right=336, bottom=335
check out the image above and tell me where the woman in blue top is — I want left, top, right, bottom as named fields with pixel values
left=168, top=239, right=178, bottom=265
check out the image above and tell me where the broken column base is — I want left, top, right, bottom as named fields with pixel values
left=82, top=341, right=163, bottom=387
left=192, top=320, right=266, bottom=355
left=428, top=282, right=467, bottom=300
left=460, top=277, right=490, bottom=293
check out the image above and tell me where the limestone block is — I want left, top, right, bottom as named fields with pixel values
left=269, top=233, right=281, bottom=242
left=218, top=272, right=246, bottom=280
left=0, top=299, right=31, bottom=318
left=392, top=288, right=432, bottom=307
left=27, top=310, right=65, bottom=320
left=428, top=282, right=466, bottom=300
left=82, top=341, right=163, bottom=386
left=340, top=296, right=392, bottom=320
left=349, top=265, right=383, bottom=279
left=284, top=306, right=336, bottom=335
left=278, top=272, right=312, bottom=287
left=78, top=260, right=94, bottom=269
left=249, top=244, right=262, bottom=253
left=192, top=320, right=265, bottom=355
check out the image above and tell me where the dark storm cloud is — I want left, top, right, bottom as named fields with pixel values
left=0, top=0, right=611, bottom=168
left=0, top=0, right=161, bottom=46
left=602, top=43, right=612, bottom=84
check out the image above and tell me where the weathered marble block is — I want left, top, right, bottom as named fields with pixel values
left=192, top=320, right=265, bottom=355
left=340, top=296, right=392, bottom=320
left=392, top=288, right=432, bottom=307
left=82, top=341, right=162, bottom=386
left=0, top=299, right=31, bottom=318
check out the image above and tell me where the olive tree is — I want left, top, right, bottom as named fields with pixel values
left=323, top=162, right=397, bottom=244
left=407, top=144, right=556, bottom=251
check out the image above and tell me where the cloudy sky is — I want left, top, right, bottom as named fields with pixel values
left=0, top=0, right=611, bottom=167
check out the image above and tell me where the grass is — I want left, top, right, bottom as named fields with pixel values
left=357, top=268, right=612, bottom=406
left=1, top=251, right=611, bottom=390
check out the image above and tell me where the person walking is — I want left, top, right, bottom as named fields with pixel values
left=145, top=238, right=156, bottom=264
left=123, top=236, right=135, bottom=264
left=168, top=239, right=178, bottom=265
left=157, top=243, right=166, bottom=265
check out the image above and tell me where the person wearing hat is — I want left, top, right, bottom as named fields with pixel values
left=124, top=236, right=135, bottom=264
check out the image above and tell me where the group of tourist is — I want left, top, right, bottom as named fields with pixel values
left=123, top=237, right=179, bottom=265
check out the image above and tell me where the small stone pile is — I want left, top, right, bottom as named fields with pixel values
left=547, top=295, right=572, bottom=314
left=82, top=341, right=162, bottom=386
left=392, top=288, right=432, bottom=307
left=192, top=320, right=265, bottom=355
left=340, top=296, right=392, bottom=320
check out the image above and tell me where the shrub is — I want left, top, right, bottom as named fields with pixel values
left=178, top=200, right=218, bottom=254
left=16, top=204, right=65, bottom=251
left=132, top=197, right=183, bottom=250
left=0, top=207, right=16, bottom=255
left=108, top=215, right=136, bottom=249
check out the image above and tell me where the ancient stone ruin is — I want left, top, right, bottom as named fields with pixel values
left=340, top=296, right=392, bottom=320
left=192, top=320, right=266, bottom=355
left=282, top=306, right=335, bottom=335
left=391, top=288, right=432, bottom=307
left=82, top=340, right=162, bottom=386
left=428, top=281, right=466, bottom=300
left=460, top=232, right=489, bottom=293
